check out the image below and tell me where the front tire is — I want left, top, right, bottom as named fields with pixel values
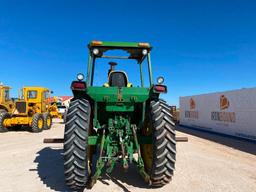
left=0, top=109, right=7, bottom=114
left=141, top=99, right=176, bottom=187
left=0, top=112, right=10, bottom=132
left=31, top=113, right=44, bottom=133
left=43, top=112, right=52, bottom=130
left=63, top=99, right=91, bottom=190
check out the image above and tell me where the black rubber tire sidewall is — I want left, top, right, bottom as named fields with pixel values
left=43, top=112, right=52, bottom=130
left=142, top=99, right=176, bottom=187
left=0, top=112, right=10, bottom=132
left=31, top=113, right=44, bottom=133
left=63, top=98, right=91, bottom=191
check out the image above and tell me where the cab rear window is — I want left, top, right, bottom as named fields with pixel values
left=27, top=91, right=37, bottom=99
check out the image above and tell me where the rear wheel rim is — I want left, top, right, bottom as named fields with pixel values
left=141, top=144, right=153, bottom=172
left=47, top=116, right=51, bottom=127
left=38, top=118, right=43, bottom=129
left=141, top=120, right=153, bottom=172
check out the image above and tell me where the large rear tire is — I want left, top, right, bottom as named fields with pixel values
left=0, top=112, right=10, bottom=132
left=63, top=98, right=91, bottom=191
left=141, top=99, right=176, bottom=187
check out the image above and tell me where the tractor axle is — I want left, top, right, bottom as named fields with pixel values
left=43, top=136, right=188, bottom=143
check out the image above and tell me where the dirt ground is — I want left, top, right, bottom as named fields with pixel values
left=0, top=120, right=255, bottom=192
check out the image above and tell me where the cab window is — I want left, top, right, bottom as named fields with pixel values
left=4, top=90, right=10, bottom=101
left=27, top=90, right=37, bottom=99
left=43, top=91, right=49, bottom=99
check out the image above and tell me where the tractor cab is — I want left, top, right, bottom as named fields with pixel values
left=0, top=84, right=14, bottom=113
left=71, top=41, right=167, bottom=99
left=87, top=41, right=153, bottom=88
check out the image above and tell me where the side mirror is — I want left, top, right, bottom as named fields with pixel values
left=51, top=91, right=54, bottom=94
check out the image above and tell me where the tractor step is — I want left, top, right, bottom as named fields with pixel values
left=43, top=138, right=64, bottom=143
left=175, top=136, right=188, bottom=142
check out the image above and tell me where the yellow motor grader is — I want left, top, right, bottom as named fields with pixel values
left=0, top=84, right=15, bottom=113
left=0, top=87, right=53, bottom=132
left=48, top=96, right=63, bottom=119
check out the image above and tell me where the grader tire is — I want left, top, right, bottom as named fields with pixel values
left=0, top=109, right=7, bottom=113
left=63, top=98, right=91, bottom=191
left=31, top=113, right=44, bottom=133
left=43, top=112, right=52, bottom=130
left=143, top=99, right=176, bottom=187
left=0, top=112, right=10, bottom=132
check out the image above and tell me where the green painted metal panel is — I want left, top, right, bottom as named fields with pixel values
left=86, top=87, right=118, bottom=102
left=106, top=104, right=134, bottom=112
left=86, top=87, right=149, bottom=103
left=122, top=87, right=149, bottom=102
left=88, top=136, right=100, bottom=145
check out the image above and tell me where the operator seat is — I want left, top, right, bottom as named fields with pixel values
left=109, top=71, right=127, bottom=87
left=104, top=71, right=132, bottom=87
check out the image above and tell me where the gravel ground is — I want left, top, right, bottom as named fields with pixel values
left=0, top=120, right=255, bottom=192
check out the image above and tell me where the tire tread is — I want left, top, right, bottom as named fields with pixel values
left=63, top=98, right=91, bottom=191
left=149, top=100, right=176, bottom=187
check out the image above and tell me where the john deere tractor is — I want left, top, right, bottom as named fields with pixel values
left=0, top=87, right=53, bottom=132
left=64, top=41, right=176, bottom=190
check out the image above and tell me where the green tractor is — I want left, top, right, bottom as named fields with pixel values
left=64, top=41, right=176, bottom=190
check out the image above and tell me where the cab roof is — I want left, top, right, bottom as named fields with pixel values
left=23, top=87, right=50, bottom=91
left=0, top=85, right=11, bottom=89
left=88, top=41, right=152, bottom=48
left=88, top=41, right=152, bottom=62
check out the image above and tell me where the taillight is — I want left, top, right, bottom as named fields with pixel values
left=138, top=42, right=150, bottom=47
left=71, top=81, right=86, bottom=90
left=91, top=40, right=103, bottom=46
left=154, top=85, right=167, bottom=93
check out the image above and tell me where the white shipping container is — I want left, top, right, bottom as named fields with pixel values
left=179, top=88, right=256, bottom=141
